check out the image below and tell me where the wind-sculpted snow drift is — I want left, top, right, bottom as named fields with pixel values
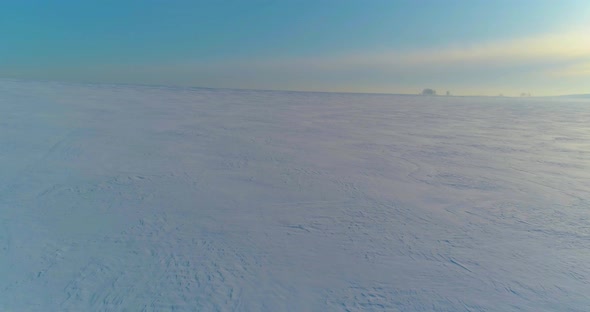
left=1, top=79, right=589, bottom=311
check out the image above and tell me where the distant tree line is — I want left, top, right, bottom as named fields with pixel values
left=420, top=89, right=452, bottom=96
left=419, top=89, right=533, bottom=97
left=421, top=88, right=436, bottom=96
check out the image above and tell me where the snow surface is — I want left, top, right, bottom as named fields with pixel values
left=1, top=79, right=589, bottom=311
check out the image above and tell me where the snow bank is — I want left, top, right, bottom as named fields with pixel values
left=1, top=79, right=589, bottom=311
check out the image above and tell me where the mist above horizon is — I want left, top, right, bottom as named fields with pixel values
left=1, top=0, right=589, bottom=96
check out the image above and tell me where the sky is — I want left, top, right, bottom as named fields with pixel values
left=1, top=0, right=590, bottom=96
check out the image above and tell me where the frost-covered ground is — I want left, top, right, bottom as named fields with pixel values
left=1, top=79, right=589, bottom=311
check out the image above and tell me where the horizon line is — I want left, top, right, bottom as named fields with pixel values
left=0, top=76, right=587, bottom=99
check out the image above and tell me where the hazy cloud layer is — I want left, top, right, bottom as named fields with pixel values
left=7, top=28, right=588, bottom=96
left=234, top=28, right=590, bottom=72
left=154, top=27, right=589, bottom=95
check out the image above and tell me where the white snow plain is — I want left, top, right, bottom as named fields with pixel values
left=1, top=79, right=589, bottom=311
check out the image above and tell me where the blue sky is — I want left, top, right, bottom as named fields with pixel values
left=1, top=0, right=589, bottom=95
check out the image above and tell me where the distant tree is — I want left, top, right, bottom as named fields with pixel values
left=421, top=88, right=436, bottom=96
left=446, top=91, right=451, bottom=96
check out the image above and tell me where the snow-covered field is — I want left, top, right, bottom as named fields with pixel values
left=1, top=79, right=589, bottom=311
